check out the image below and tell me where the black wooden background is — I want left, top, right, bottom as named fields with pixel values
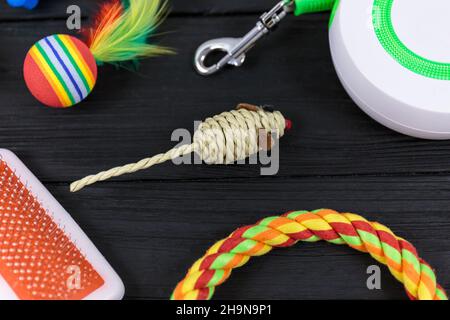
left=0, top=1, right=449, bottom=300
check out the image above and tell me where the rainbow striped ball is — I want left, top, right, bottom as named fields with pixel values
left=24, top=34, right=97, bottom=108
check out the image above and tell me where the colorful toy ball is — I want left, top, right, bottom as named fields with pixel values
left=24, top=35, right=98, bottom=108
left=7, top=0, right=39, bottom=9
left=23, top=0, right=172, bottom=108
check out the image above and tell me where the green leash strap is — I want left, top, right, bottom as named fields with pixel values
left=290, top=0, right=336, bottom=16
left=290, top=0, right=340, bottom=27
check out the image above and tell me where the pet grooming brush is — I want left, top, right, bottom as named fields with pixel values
left=0, top=149, right=124, bottom=300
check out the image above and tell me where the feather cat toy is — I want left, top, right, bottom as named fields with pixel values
left=23, top=0, right=171, bottom=108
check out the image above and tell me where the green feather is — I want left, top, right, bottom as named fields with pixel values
left=89, top=0, right=173, bottom=65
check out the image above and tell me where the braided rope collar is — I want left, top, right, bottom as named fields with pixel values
left=171, top=209, right=448, bottom=300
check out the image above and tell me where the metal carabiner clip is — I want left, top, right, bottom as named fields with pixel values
left=194, top=0, right=294, bottom=76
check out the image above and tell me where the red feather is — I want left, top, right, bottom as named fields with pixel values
left=84, top=0, right=125, bottom=47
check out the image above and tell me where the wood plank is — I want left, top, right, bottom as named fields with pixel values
left=2, top=17, right=450, bottom=185
left=0, top=0, right=278, bottom=20
left=49, top=177, right=450, bottom=299
left=1, top=6, right=449, bottom=301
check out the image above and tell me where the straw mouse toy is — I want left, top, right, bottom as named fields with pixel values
left=23, top=0, right=171, bottom=108
left=70, top=103, right=292, bottom=192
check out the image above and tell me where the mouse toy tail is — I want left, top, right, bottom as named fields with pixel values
left=70, top=143, right=195, bottom=193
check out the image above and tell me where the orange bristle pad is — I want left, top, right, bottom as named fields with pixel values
left=0, top=161, right=104, bottom=300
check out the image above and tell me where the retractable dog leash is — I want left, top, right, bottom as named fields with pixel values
left=194, top=0, right=335, bottom=76
left=195, top=0, right=450, bottom=140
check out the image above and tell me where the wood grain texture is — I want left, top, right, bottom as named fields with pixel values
left=3, top=16, right=450, bottom=182
left=0, top=1, right=448, bottom=300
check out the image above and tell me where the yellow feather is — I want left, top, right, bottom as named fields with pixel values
left=88, top=0, right=173, bottom=64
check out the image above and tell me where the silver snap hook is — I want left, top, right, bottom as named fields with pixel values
left=194, top=38, right=246, bottom=76
left=194, top=0, right=293, bottom=76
